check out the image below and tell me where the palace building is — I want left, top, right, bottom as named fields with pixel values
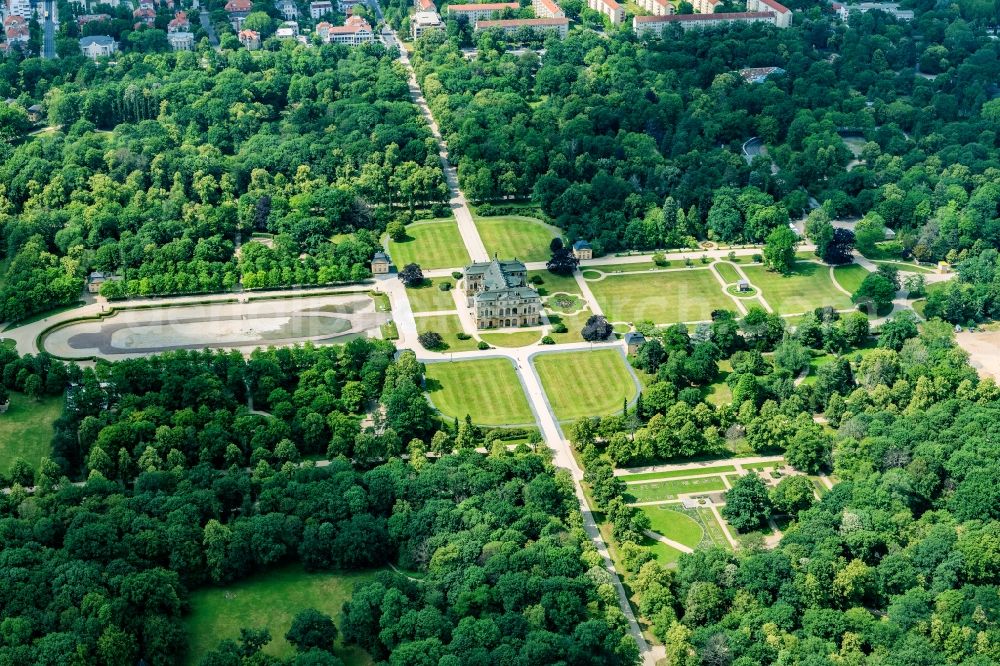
left=463, top=258, right=542, bottom=329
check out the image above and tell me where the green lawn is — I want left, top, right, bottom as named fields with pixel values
left=534, top=349, right=637, bottom=421
left=588, top=269, right=734, bottom=324
left=545, top=310, right=590, bottom=344
left=406, top=279, right=457, bottom=312
left=528, top=270, right=581, bottom=298
left=695, top=508, right=734, bottom=549
left=743, top=262, right=852, bottom=314
left=480, top=331, right=542, bottom=348
left=743, top=460, right=784, bottom=471
left=585, top=261, right=658, bottom=273
left=424, top=358, right=535, bottom=426
left=622, top=465, right=736, bottom=482
left=714, top=262, right=742, bottom=284
left=640, top=506, right=704, bottom=548
left=184, top=565, right=377, bottom=665
left=873, top=260, right=936, bottom=274
left=624, top=477, right=726, bottom=503
left=0, top=394, right=62, bottom=475
left=414, top=315, right=479, bottom=352
left=386, top=218, right=470, bottom=270
left=833, top=264, right=871, bottom=294
left=474, top=216, right=558, bottom=263
left=643, top=535, right=684, bottom=566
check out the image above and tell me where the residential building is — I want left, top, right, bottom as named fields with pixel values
left=167, top=10, right=190, bottom=31
left=572, top=240, right=593, bottom=260
left=338, top=0, right=363, bottom=12
left=78, top=13, right=111, bottom=27
left=532, top=0, right=563, bottom=17
left=309, top=0, right=333, bottom=17
left=79, top=35, right=118, bottom=58
left=635, top=0, right=673, bottom=16
left=411, top=9, right=443, bottom=38
left=5, top=0, right=32, bottom=19
left=325, top=14, right=373, bottom=43
left=746, top=0, right=791, bottom=26
left=633, top=11, right=777, bottom=35
left=414, top=0, right=435, bottom=10
left=276, top=0, right=299, bottom=19
left=588, top=0, right=623, bottom=23
left=133, top=6, right=156, bottom=26
left=167, top=30, right=194, bottom=49
left=26, top=104, right=43, bottom=122
left=692, top=0, right=720, bottom=12
left=225, top=0, right=253, bottom=28
left=836, top=1, right=913, bottom=20
left=371, top=251, right=391, bottom=274
left=475, top=16, right=568, bottom=36
left=464, top=258, right=541, bottom=329
left=624, top=331, right=645, bottom=355
left=86, top=271, right=121, bottom=293
left=738, top=65, right=785, bottom=83
left=830, top=0, right=847, bottom=18
left=276, top=20, right=299, bottom=37
left=4, top=15, right=29, bottom=43
left=447, top=2, right=518, bottom=23
left=238, top=28, right=261, bottom=48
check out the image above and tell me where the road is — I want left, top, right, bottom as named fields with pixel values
left=200, top=10, right=219, bottom=48
left=41, top=0, right=56, bottom=59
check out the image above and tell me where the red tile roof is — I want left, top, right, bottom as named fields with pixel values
left=595, top=0, right=621, bottom=9
left=225, top=0, right=252, bottom=12
left=756, top=0, right=790, bottom=13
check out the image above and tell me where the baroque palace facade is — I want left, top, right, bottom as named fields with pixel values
left=463, top=258, right=542, bottom=329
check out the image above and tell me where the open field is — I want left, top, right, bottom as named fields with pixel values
left=474, top=216, right=558, bottom=262
left=833, top=264, right=870, bottom=294
left=714, top=262, right=742, bottom=284
left=406, top=279, right=457, bottom=312
left=640, top=506, right=704, bottom=548
left=624, top=476, right=726, bottom=503
left=480, top=331, right=543, bottom=347
left=873, top=260, right=936, bottom=274
left=743, top=262, right=852, bottom=313
left=425, top=358, right=535, bottom=425
left=528, top=270, right=581, bottom=298
left=386, top=218, right=470, bottom=270
left=414, top=315, right=479, bottom=352
left=622, top=465, right=736, bottom=482
left=545, top=311, right=590, bottom=344
left=956, top=330, right=1000, bottom=382
left=534, top=349, right=637, bottom=420
left=184, top=565, right=376, bottom=665
left=0, top=394, right=62, bottom=475
left=585, top=261, right=658, bottom=273
left=587, top=269, right=734, bottom=324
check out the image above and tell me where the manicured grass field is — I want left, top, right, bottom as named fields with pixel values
left=184, top=565, right=376, bottom=665
left=414, top=315, right=479, bottom=352
left=714, top=262, right=742, bottom=284
left=624, top=476, right=726, bottom=503
left=480, top=331, right=542, bottom=348
left=640, top=506, right=704, bottom=548
left=425, top=358, right=535, bottom=426
left=545, top=293, right=584, bottom=313
left=546, top=310, right=590, bottom=344
left=643, top=535, right=683, bottom=565
left=386, top=218, right=470, bottom=270
left=585, top=261, right=658, bottom=274
left=743, top=262, right=852, bottom=314
left=695, top=508, right=734, bottom=549
left=622, top=465, right=736, bottom=482
left=873, top=260, right=936, bottom=274
left=528, top=270, right=581, bottom=298
left=743, top=459, right=784, bottom=470
left=0, top=394, right=61, bottom=475
left=809, top=476, right=831, bottom=497
left=587, top=269, right=734, bottom=324
left=474, top=216, right=558, bottom=262
left=534, top=349, right=637, bottom=420
left=833, top=264, right=871, bottom=294
left=406, top=279, right=457, bottom=312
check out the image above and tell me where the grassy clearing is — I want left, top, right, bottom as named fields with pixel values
left=586, top=261, right=658, bottom=273
left=184, top=565, right=376, bottom=666
left=833, top=264, right=870, bottom=294
left=386, top=218, right=470, bottom=270
left=406, top=279, right=457, bottom=312
left=743, top=262, right=851, bottom=314
left=425, top=358, right=535, bottom=426
left=534, top=349, right=637, bottom=421
left=640, top=506, right=704, bottom=548
left=529, top=270, right=581, bottom=298
left=414, top=315, right=479, bottom=352
left=480, top=331, right=542, bottom=348
left=0, top=394, right=61, bottom=475
left=714, top=262, right=742, bottom=284
left=588, top=269, right=735, bottom=324
left=546, top=310, right=590, bottom=344
left=624, top=477, right=727, bottom=503
left=622, top=465, right=736, bottom=482
left=474, top=216, right=558, bottom=263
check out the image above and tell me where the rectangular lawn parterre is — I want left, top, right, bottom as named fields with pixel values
left=474, top=216, right=558, bottom=263
left=406, top=279, right=458, bottom=313
left=528, top=270, right=581, bottom=298
left=414, top=315, right=479, bottom=352
left=424, top=358, right=535, bottom=426
left=624, top=476, right=726, bottom=503
left=587, top=269, right=734, bottom=324
left=640, top=506, right=705, bottom=549
left=743, top=261, right=852, bottom=314
left=386, top=218, right=470, bottom=270
left=534, top=349, right=637, bottom=421
left=0, top=394, right=62, bottom=475
left=714, top=262, right=742, bottom=284
left=184, top=565, right=376, bottom=665
left=622, top=465, right=736, bottom=482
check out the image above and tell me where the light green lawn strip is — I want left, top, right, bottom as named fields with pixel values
left=714, top=262, right=742, bottom=284
left=588, top=269, right=735, bottom=324
left=624, top=477, right=726, bottom=503
left=695, top=507, right=734, bottom=550
left=743, top=262, right=852, bottom=313
left=528, top=270, right=581, bottom=298
left=425, top=358, right=535, bottom=426
left=873, top=260, right=936, bottom=274
left=585, top=261, right=658, bottom=273
left=644, top=537, right=683, bottom=566
left=743, top=460, right=784, bottom=471
left=833, top=264, right=871, bottom=294
left=474, top=216, right=558, bottom=263
left=534, top=349, right=636, bottom=420
left=622, top=465, right=736, bottom=482
left=640, top=506, right=704, bottom=548
left=480, top=331, right=542, bottom=348
left=0, top=394, right=61, bottom=474
left=184, top=565, right=376, bottom=666
left=546, top=311, right=589, bottom=344
left=414, top=315, right=479, bottom=351
left=406, top=279, right=457, bottom=312
left=809, top=476, right=831, bottom=497
left=386, top=218, right=470, bottom=270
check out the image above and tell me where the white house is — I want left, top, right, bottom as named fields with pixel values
left=475, top=16, right=568, bottom=37
left=587, top=0, right=623, bottom=23
left=746, top=0, right=791, bottom=27
left=633, top=11, right=778, bottom=35
left=635, top=0, right=673, bottom=16
left=309, top=0, right=333, bottom=17
left=531, top=0, right=563, bottom=17
left=447, top=2, right=518, bottom=23
left=411, top=9, right=443, bottom=37
left=325, top=14, right=373, bottom=43
left=276, top=0, right=299, bottom=19
left=167, top=31, right=194, bottom=49
left=79, top=35, right=118, bottom=58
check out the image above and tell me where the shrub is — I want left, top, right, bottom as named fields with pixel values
left=452, top=271, right=463, bottom=280
left=456, top=332, right=471, bottom=340
left=386, top=221, right=407, bottom=242
left=477, top=341, right=490, bottom=350
left=438, top=281, right=452, bottom=291
left=541, top=336, right=555, bottom=345
left=684, top=257, right=693, bottom=267
left=418, top=331, right=445, bottom=350
left=530, top=275, right=544, bottom=285
left=652, top=252, right=666, bottom=266
left=700, top=254, right=709, bottom=264
left=552, top=323, right=568, bottom=334
left=728, top=251, right=737, bottom=262
left=752, top=254, right=763, bottom=263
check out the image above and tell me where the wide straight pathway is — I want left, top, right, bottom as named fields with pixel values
left=388, top=30, right=488, bottom=263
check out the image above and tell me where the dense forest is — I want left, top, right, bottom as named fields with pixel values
left=0, top=43, right=445, bottom=320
